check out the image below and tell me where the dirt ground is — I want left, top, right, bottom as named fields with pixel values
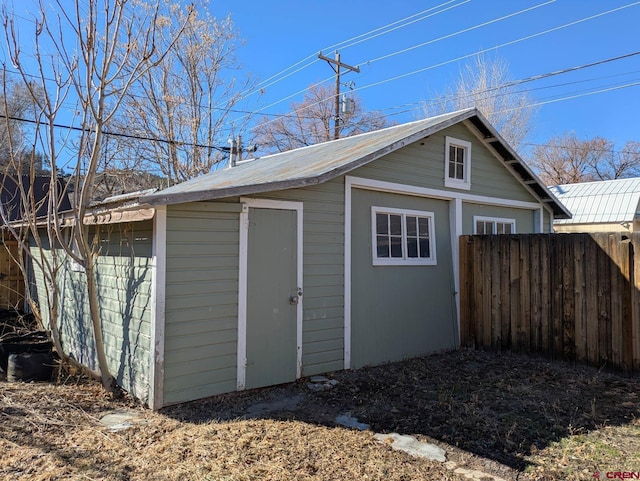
left=1, top=349, right=639, bottom=481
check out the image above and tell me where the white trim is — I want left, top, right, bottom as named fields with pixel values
left=149, top=206, right=167, bottom=410
left=473, top=216, right=516, bottom=235
left=236, top=204, right=249, bottom=391
left=370, top=206, right=437, bottom=266
left=444, top=136, right=472, bottom=190
left=237, top=197, right=304, bottom=390
left=450, top=198, right=462, bottom=346
left=346, top=175, right=544, bottom=210
left=538, top=207, right=545, bottom=233
left=344, top=180, right=353, bottom=370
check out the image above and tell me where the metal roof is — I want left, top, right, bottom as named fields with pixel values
left=549, top=177, right=640, bottom=225
left=141, top=108, right=570, bottom=218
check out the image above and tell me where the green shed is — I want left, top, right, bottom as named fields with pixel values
left=31, top=109, right=570, bottom=408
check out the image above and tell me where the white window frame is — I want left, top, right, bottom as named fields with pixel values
left=473, top=216, right=516, bottom=235
left=444, top=136, right=472, bottom=190
left=371, top=206, right=437, bottom=266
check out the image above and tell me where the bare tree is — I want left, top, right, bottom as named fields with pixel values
left=529, top=133, right=640, bottom=185
left=253, top=84, right=390, bottom=154
left=1, top=0, right=190, bottom=389
left=103, top=0, right=252, bottom=190
left=0, top=73, right=44, bottom=170
left=424, top=54, right=535, bottom=149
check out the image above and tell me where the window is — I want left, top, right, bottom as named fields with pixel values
left=444, top=136, right=472, bottom=190
left=372, top=206, right=436, bottom=265
left=474, top=216, right=516, bottom=235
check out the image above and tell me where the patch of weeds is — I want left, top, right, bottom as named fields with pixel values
left=523, top=425, right=640, bottom=480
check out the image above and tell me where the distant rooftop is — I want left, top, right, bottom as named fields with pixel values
left=549, top=177, right=640, bottom=225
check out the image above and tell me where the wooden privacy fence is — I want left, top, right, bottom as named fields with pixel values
left=0, top=240, right=25, bottom=310
left=459, top=233, right=640, bottom=374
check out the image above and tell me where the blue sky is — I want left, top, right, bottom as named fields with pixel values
left=3, top=0, right=639, bottom=158
left=213, top=0, right=640, bottom=152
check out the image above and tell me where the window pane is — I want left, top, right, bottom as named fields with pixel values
left=376, top=213, right=388, bottom=235
left=389, top=214, right=402, bottom=236
left=390, top=236, right=403, bottom=257
left=449, top=145, right=456, bottom=162
left=406, top=216, right=417, bottom=236
left=419, top=238, right=430, bottom=258
left=407, top=238, right=418, bottom=258
left=502, top=223, right=513, bottom=234
left=377, top=236, right=389, bottom=258
left=456, top=147, right=465, bottom=179
left=418, top=217, right=429, bottom=237
left=478, top=221, right=493, bottom=234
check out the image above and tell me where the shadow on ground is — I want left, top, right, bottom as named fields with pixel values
left=162, top=349, right=640, bottom=471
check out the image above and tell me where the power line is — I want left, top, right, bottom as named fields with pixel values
left=364, top=0, right=555, bottom=65
left=229, top=0, right=466, bottom=106
left=419, top=52, right=640, bottom=109
left=0, top=113, right=230, bottom=152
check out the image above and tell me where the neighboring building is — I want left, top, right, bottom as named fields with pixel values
left=1, top=175, right=72, bottom=310
left=29, top=108, right=570, bottom=408
left=1, top=174, right=72, bottom=221
left=549, top=177, right=640, bottom=233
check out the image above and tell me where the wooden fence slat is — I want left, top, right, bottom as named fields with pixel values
left=620, top=235, right=633, bottom=373
left=573, top=234, right=587, bottom=363
left=490, top=235, right=501, bottom=348
left=0, top=240, right=25, bottom=310
left=593, top=234, right=612, bottom=367
left=509, top=237, right=521, bottom=352
left=585, top=235, right=600, bottom=365
left=550, top=235, right=563, bottom=359
left=482, top=236, right=492, bottom=348
left=540, top=235, right=551, bottom=354
left=632, top=233, right=640, bottom=372
left=562, top=234, right=576, bottom=361
left=500, top=236, right=511, bottom=350
left=472, top=236, right=484, bottom=347
left=519, top=235, right=531, bottom=353
left=608, top=234, right=623, bottom=370
left=530, top=236, right=542, bottom=353
left=459, top=236, right=471, bottom=347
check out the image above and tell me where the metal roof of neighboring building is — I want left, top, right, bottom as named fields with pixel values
left=549, top=177, right=640, bottom=225
left=141, top=108, right=570, bottom=218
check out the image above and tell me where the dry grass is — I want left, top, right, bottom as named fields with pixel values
left=1, top=349, right=639, bottom=480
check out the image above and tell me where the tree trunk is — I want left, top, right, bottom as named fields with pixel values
left=84, top=258, right=115, bottom=390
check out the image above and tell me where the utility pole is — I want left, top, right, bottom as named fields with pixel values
left=318, top=50, right=360, bottom=140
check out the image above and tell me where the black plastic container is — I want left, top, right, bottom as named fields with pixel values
left=0, top=331, right=52, bottom=374
left=7, top=351, right=55, bottom=382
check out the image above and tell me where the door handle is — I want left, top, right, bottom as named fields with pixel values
left=290, top=295, right=299, bottom=305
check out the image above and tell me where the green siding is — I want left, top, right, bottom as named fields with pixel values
left=353, top=123, right=537, bottom=203
left=350, top=189, right=457, bottom=369
left=163, top=202, right=239, bottom=404
left=30, top=221, right=153, bottom=403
